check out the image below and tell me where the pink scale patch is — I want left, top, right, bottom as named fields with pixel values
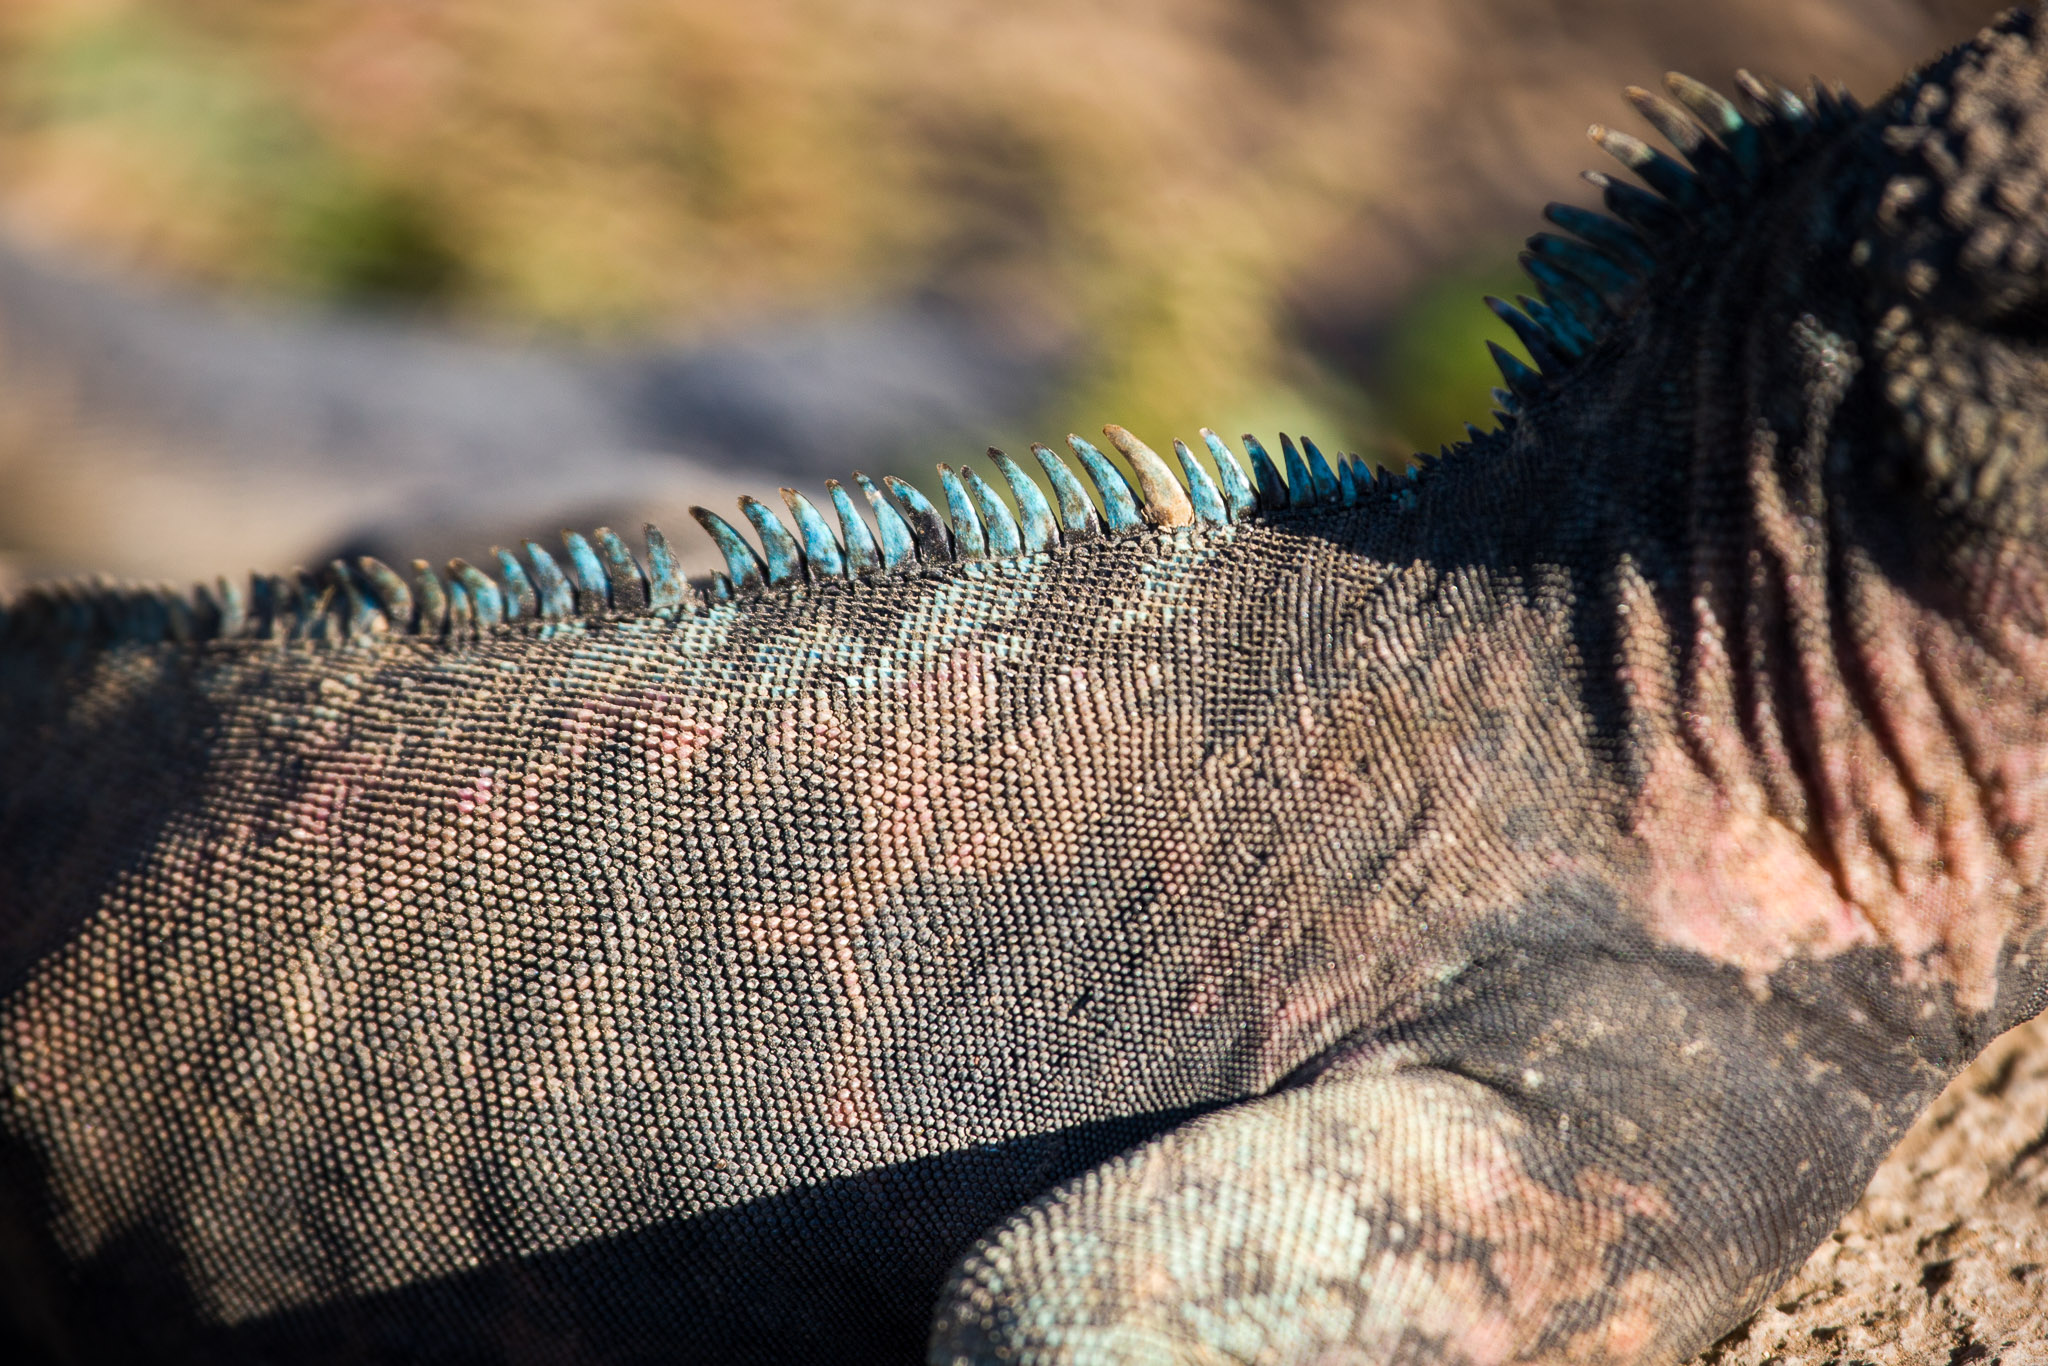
left=824, top=1064, right=883, bottom=1131
left=281, top=749, right=387, bottom=844
left=453, top=769, right=494, bottom=814
left=554, top=692, right=724, bottom=776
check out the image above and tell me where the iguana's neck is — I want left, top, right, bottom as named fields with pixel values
left=1579, top=306, right=2048, bottom=1036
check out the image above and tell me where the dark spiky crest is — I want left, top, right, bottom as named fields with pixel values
left=1476, top=65, right=1865, bottom=420
left=0, top=64, right=1868, bottom=652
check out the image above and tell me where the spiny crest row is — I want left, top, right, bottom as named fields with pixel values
left=0, top=428, right=1406, bottom=647
left=1476, top=66, right=1863, bottom=422
left=2, top=70, right=1863, bottom=651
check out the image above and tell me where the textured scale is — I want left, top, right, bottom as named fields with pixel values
left=825, top=481, right=884, bottom=576
left=1065, top=434, right=1143, bottom=533
left=936, top=466, right=989, bottom=562
left=593, top=530, right=648, bottom=612
left=960, top=466, right=1024, bottom=559
left=7, top=16, right=2048, bottom=1366
left=561, top=530, right=610, bottom=609
left=524, top=538, right=579, bottom=619
left=884, top=475, right=953, bottom=562
left=782, top=489, right=848, bottom=581
left=854, top=473, right=918, bottom=569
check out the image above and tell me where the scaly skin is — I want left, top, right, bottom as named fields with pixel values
left=3, top=12, right=2048, bottom=1366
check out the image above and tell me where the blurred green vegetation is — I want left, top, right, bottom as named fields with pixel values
left=1372, top=260, right=1534, bottom=457
left=0, top=9, right=463, bottom=302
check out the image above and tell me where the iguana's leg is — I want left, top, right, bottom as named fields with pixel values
left=929, top=922, right=1959, bottom=1365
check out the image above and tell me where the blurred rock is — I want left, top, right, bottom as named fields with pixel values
left=0, top=231, right=1064, bottom=581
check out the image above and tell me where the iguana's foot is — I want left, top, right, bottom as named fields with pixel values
left=931, top=912, right=1954, bottom=1365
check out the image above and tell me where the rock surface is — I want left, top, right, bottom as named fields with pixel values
left=1699, top=1016, right=2048, bottom=1365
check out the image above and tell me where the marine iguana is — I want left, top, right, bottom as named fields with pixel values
left=3, top=10, right=2047, bottom=1364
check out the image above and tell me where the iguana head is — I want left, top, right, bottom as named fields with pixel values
left=1856, top=10, right=2048, bottom=543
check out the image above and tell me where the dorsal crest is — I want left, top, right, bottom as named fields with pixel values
left=0, top=56, right=1895, bottom=652
left=0, top=426, right=1407, bottom=648
left=1479, top=66, right=1867, bottom=416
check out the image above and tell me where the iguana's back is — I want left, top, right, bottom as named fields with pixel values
left=2, top=486, right=1611, bottom=1357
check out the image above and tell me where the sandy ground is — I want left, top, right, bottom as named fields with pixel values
left=1696, top=1015, right=2048, bottom=1365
